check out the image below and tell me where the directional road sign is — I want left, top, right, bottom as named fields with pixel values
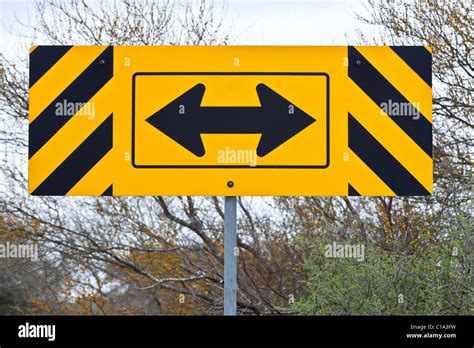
left=29, top=46, right=432, bottom=196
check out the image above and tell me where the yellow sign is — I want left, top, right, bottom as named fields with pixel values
left=29, top=46, right=432, bottom=196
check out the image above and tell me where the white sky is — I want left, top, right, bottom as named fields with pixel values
left=223, top=0, right=367, bottom=44
left=0, top=0, right=369, bottom=55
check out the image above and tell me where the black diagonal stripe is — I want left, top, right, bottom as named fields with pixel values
left=29, top=46, right=72, bottom=88
left=348, top=184, right=360, bottom=196
left=101, top=184, right=113, bottom=196
left=348, top=46, right=432, bottom=157
left=348, top=113, right=430, bottom=196
left=29, top=46, right=113, bottom=159
left=390, top=46, right=432, bottom=87
left=32, top=115, right=113, bottom=196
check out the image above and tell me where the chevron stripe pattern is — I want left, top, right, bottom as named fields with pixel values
left=347, top=46, right=432, bottom=196
left=29, top=46, right=114, bottom=196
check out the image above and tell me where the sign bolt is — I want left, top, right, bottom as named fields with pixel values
left=356, top=60, right=361, bottom=65
left=227, top=181, right=234, bottom=188
left=100, top=59, right=106, bottom=65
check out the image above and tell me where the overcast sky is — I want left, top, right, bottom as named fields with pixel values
left=0, top=0, right=369, bottom=55
left=222, top=0, right=367, bottom=44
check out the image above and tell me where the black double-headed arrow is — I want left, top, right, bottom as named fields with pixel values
left=146, top=83, right=315, bottom=157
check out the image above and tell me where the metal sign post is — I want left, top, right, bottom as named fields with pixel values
left=224, top=196, right=237, bottom=315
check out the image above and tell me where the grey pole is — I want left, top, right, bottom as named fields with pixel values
left=224, top=196, right=237, bottom=315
